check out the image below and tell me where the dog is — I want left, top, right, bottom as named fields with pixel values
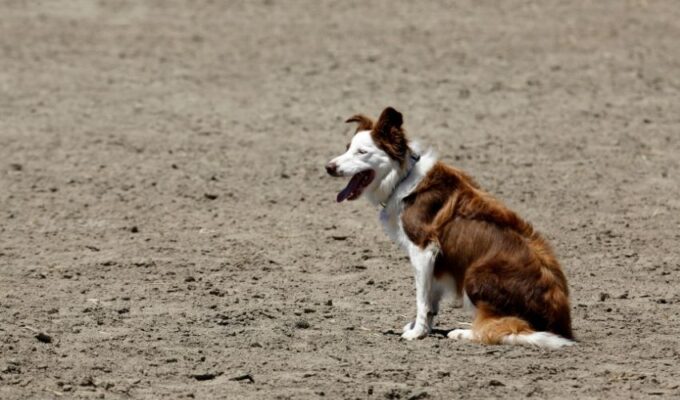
left=326, top=107, right=574, bottom=349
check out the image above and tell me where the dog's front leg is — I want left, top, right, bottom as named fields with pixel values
left=402, top=243, right=438, bottom=340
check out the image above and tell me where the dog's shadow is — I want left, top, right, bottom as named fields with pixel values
left=382, top=328, right=453, bottom=338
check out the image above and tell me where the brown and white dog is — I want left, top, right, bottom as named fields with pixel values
left=326, top=107, right=574, bottom=349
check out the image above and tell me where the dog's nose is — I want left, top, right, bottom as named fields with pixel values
left=325, top=162, right=339, bottom=176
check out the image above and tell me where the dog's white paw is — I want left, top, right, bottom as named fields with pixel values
left=401, top=325, right=428, bottom=340
left=402, top=321, right=415, bottom=333
left=447, top=328, right=474, bottom=341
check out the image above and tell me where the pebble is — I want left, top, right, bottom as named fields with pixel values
left=192, top=372, right=221, bottom=381
left=35, top=333, right=53, bottom=344
left=295, top=320, right=310, bottom=329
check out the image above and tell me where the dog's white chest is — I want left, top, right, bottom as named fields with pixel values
left=374, top=149, right=437, bottom=251
left=379, top=205, right=410, bottom=250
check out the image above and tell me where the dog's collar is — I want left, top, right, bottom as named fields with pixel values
left=379, top=152, right=420, bottom=208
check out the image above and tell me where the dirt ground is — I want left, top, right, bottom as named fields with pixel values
left=1, top=1, right=679, bottom=399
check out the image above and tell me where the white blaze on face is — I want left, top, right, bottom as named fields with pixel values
left=329, top=131, right=377, bottom=176
left=328, top=131, right=393, bottom=202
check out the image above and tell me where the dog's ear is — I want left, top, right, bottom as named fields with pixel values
left=374, top=107, right=403, bottom=131
left=372, top=107, right=409, bottom=165
left=345, top=114, right=374, bottom=133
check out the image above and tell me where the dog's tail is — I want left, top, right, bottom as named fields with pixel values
left=499, top=330, right=575, bottom=350
left=466, top=304, right=575, bottom=350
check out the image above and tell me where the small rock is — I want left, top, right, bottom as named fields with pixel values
left=325, top=300, right=333, bottom=306
left=599, top=292, right=610, bottom=302
left=35, top=333, right=53, bottom=344
left=80, top=376, right=96, bottom=387
left=408, top=392, right=430, bottom=400
left=185, top=276, right=196, bottom=282
left=117, top=307, right=130, bottom=314
left=489, top=379, right=505, bottom=387
left=130, top=226, right=139, bottom=233
left=230, top=373, right=254, bottom=383
left=295, top=320, right=310, bottom=329
left=204, top=193, right=218, bottom=200
left=192, top=372, right=222, bottom=381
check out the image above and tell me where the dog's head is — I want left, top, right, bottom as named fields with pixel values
left=326, top=107, right=412, bottom=203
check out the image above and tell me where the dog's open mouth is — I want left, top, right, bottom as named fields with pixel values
left=337, top=170, right=375, bottom=202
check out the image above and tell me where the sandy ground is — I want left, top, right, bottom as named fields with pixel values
left=1, top=1, right=680, bottom=399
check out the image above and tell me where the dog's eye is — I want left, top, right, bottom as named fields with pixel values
left=357, top=149, right=367, bottom=155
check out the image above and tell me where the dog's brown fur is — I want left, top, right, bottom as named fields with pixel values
left=345, top=114, right=374, bottom=133
left=401, top=157, right=573, bottom=342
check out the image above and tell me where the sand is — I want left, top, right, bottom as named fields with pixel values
left=1, top=1, right=679, bottom=399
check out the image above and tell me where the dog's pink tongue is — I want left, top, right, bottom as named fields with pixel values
left=337, top=174, right=362, bottom=203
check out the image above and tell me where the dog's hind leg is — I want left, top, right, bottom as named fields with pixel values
left=402, top=243, right=439, bottom=340
left=447, top=302, right=529, bottom=344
